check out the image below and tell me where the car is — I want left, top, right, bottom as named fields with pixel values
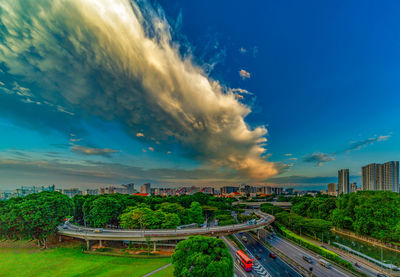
left=62, top=224, right=68, bottom=229
left=320, top=245, right=328, bottom=249
left=302, top=255, right=313, bottom=264
left=269, top=253, right=277, bottom=259
left=377, top=274, right=387, bottom=277
left=94, top=228, right=103, bottom=233
left=258, top=249, right=262, bottom=254
left=255, top=254, right=261, bottom=260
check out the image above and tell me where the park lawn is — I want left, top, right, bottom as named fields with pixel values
left=151, top=264, right=174, bottom=277
left=0, top=246, right=172, bottom=277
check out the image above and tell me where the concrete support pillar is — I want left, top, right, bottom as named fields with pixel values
left=153, top=241, right=156, bottom=252
left=257, top=229, right=260, bottom=239
left=59, top=235, right=62, bottom=242
left=86, top=240, right=90, bottom=250
left=99, top=240, right=103, bottom=247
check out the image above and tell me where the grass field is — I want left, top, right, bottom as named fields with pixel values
left=151, top=264, right=174, bottom=277
left=0, top=244, right=173, bottom=277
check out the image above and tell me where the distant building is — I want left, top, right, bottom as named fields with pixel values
left=285, top=188, right=294, bottom=194
left=350, top=182, right=358, bottom=193
left=84, top=189, right=99, bottom=195
left=383, top=161, right=399, bottom=192
left=63, top=188, right=82, bottom=198
left=338, top=169, right=350, bottom=195
left=200, top=187, right=214, bottom=194
left=122, top=183, right=136, bottom=194
left=362, top=161, right=399, bottom=192
left=258, top=186, right=283, bottom=195
left=140, top=183, right=151, bottom=194
left=362, top=163, right=378, bottom=191
left=220, top=186, right=239, bottom=194
left=327, top=183, right=337, bottom=196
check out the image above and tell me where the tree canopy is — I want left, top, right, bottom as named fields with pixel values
left=172, top=235, right=233, bottom=277
left=0, top=192, right=72, bottom=248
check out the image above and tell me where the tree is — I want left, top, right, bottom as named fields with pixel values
left=120, top=207, right=165, bottom=229
left=88, top=197, right=122, bottom=228
left=188, top=201, right=203, bottom=225
left=161, top=213, right=181, bottom=229
left=172, top=236, right=233, bottom=277
left=0, top=192, right=72, bottom=248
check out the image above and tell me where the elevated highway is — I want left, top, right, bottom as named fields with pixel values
left=234, top=201, right=292, bottom=209
left=58, top=214, right=275, bottom=243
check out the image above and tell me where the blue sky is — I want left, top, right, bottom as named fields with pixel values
left=0, top=0, right=398, bottom=189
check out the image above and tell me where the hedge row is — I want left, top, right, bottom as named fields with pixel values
left=276, top=224, right=353, bottom=269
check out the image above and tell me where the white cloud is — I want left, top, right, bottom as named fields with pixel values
left=136, top=133, right=145, bottom=137
left=71, top=145, right=119, bottom=157
left=0, top=0, right=277, bottom=180
left=232, top=88, right=252, bottom=95
left=239, top=47, right=247, bottom=54
left=239, top=69, right=251, bottom=80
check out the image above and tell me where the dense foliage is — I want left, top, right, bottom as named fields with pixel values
left=261, top=203, right=332, bottom=239
left=291, top=195, right=336, bottom=221
left=332, top=191, right=400, bottom=242
left=72, top=192, right=234, bottom=229
left=289, top=191, right=400, bottom=242
left=0, top=192, right=72, bottom=247
left=277, top=224, right=354, bottom=270
left=172, top=235, right=233, bottom=277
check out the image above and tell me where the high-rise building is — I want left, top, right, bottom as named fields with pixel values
left=338, top=169, right=350, bottom=194
left=383, top=161, right=399, bottom=192
left=362, top=161, right=399, bottom=192
left=327, top=183, right=337, bottom=196
left=362, top=163, right=378, bottom=190
left=140, top=183, right=151, bottom=194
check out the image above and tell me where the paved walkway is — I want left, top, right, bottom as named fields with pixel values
left=142, top=263, right=172, bottom=277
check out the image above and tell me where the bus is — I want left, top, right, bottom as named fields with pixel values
left=236, top=250, right=253, bottom=272
left=319, top=259, right=332, bottom=269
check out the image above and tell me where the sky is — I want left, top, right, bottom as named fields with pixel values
left=0, top=0, right=399, bottom=190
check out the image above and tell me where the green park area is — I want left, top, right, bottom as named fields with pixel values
left=0, top=242, right=173, bottom=277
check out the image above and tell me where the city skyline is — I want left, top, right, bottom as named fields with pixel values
left=1, top=0, right=399, bottom=189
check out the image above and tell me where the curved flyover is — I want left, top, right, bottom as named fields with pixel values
left=58, top=214, right=275, bottom=242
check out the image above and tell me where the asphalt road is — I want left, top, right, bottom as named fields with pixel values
left=235, top=232, right=301, bottom=277
left=222, top=236, right=254, bottom=277
left=267, top=235, right=352, bottom=277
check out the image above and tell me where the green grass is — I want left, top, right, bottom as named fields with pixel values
left=151, top=264, right=174, bottom=277
left=0, top=246, right=172, bottom=277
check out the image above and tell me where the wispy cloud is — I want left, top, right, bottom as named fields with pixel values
left=284, top=153, right=292, bottom=156
left=303, top=152, right=335, bottom=166
left=239, top=69, right=251, bottom=80
left=267, top=175, right=337, bottom=185
left=71, top=145, right=119, bottom=157
left=136, top=133, right=145, bottom=137
left=232, top=88, right=252, bottom=95
left=0, top=0, right=277, bottom=180
left=347, top=135, right=391, bottom=152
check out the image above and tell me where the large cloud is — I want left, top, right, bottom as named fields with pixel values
left=0, top=0, right=277, bottom=180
